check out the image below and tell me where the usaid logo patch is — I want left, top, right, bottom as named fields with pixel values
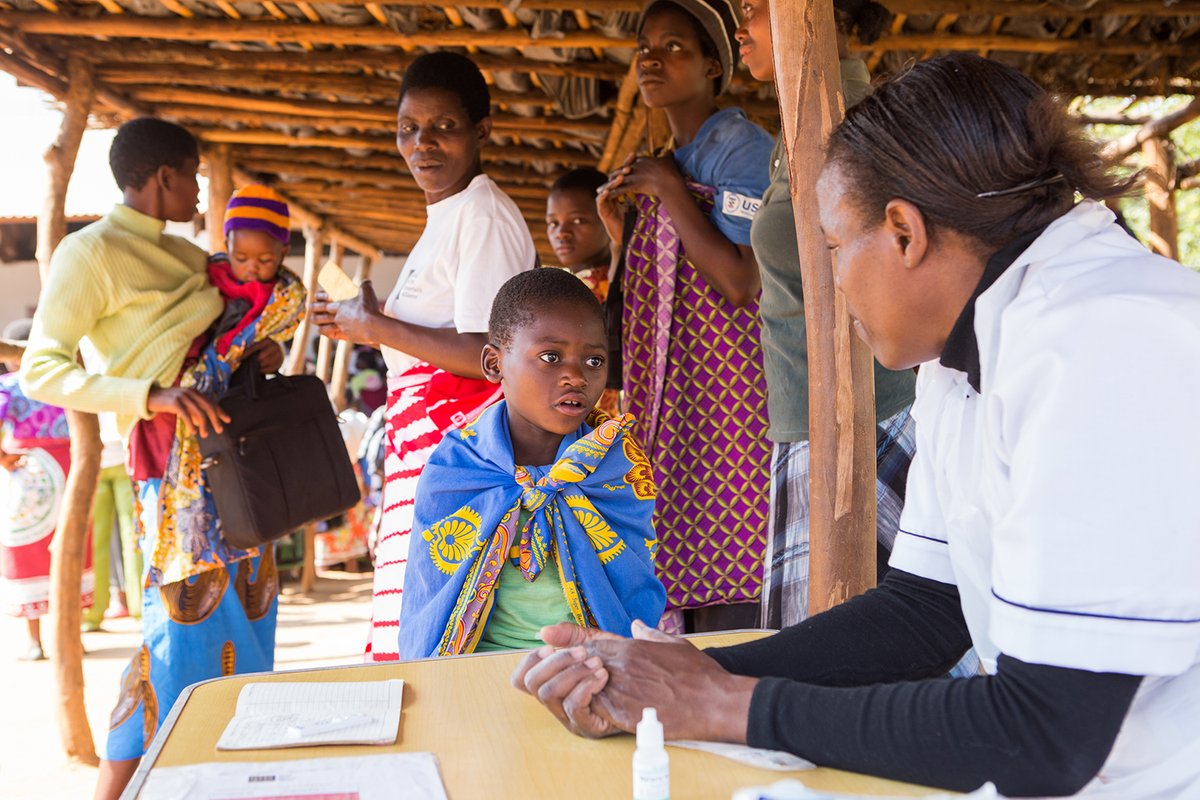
left=722, top=190, right=761, bottom=221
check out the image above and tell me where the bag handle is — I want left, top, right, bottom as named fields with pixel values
left=230, top=357, right=267, bottom=401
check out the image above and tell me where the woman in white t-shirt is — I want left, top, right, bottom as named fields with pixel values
left=514, top=54, right=1200, bottom=799
left=313, top=52, right=536, bottom=661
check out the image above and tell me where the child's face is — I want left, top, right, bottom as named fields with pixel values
left=636, top=5, right=721, bottom=109
left=396, top=86, right=490, bottom=205
left=227, top=229, right=285, bottom=283
left=484, top=302, right=608, bottom=465
left=545, top=189, right=611, bottom=270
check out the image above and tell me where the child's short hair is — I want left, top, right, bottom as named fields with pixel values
left=399, top=52, right=491, bottom=124
left=489, top=268, right=605, bottom=349
left=550, top=168, right=607, bottom=200
left=109, top=117, right=199, bottom=191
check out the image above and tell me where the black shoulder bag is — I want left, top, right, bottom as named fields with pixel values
left=198, top=360, right=361, bottom=550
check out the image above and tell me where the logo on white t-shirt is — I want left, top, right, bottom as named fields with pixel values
left=722, top=190, right=761, bottom=221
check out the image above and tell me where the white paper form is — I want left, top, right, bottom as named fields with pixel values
left=139, top=752, right=447, bottom=800
left=216, top=680, right=404, bottom=750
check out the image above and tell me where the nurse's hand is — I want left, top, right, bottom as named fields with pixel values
left=511, top=621, right=689, bottom=739
left=587, top=621, right=758, bottom=744
left=512, top=624, right=623, bottom=739
left=311, top=282, right=382, bottom=345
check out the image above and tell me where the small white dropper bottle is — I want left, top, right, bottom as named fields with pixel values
left=632, top=707, right=670, bottom=800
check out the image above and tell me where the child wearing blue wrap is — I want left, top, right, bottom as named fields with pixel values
left=398, top=269, right=665, bottom=659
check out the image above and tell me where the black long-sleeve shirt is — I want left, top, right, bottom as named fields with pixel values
left=706, top=570, right=1142, bottom=797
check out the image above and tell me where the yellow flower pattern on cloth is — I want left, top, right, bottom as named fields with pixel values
left=424, top=508, right=484, bottom=575
left=566, top=494, right=625, bottom=565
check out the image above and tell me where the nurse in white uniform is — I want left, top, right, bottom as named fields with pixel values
left=512, top=53, right=1200, bottom=799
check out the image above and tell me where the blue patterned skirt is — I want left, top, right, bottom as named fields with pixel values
left=103, top=478, right=278, bottom=761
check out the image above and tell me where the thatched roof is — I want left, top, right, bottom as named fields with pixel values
left=1, top=0, right=1198, bottom=257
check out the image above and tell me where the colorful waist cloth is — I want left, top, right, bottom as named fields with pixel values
left=399, top=401, right=664, bottom=659
left=142, top=269, right=305, bottom=587
left=622, top=183, right=771, bottom=610
left=105, top=480, right=277, bottom=761
left=367, top=363, right=503, bottom=662
left=0, top=438, right=94, bottom=618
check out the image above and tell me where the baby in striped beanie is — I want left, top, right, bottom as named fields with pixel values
left=207, top=184, right=292, bottom=354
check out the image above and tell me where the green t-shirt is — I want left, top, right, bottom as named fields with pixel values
left=750, top=59, right=915, bottom=442
left=476, top=510, right=576, bottom=652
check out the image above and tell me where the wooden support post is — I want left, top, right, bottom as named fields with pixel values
left=329, top=254, right=374, bottom=411
left=285, top=224, right=325, bottom=376
left=1142, top=135, right=1179, bottom=259
left=314, top=240, right=344, bottom=384
left=771, top=0, right=878, bottom=616
left=37, top=54, right=100, bottom=765
left=205, top=143, right=233, bottom=252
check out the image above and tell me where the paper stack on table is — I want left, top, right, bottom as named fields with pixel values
left=216, top=679, right=404, bottom=750
left=140, top=752, right=447, bottom=800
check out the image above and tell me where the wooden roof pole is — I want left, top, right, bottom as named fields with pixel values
left=38, top=54, right=100, bottom=766
left=204, top=143, right=233, bottom=253
left=286, top=221, right=326, bottom=596
left=285, top=223, right=325, bottom=377
left=314, top=239, right=344, bottom=384
left=329, top=254, right=374, bottom=413
left=1142, top=136, right=1179, bottom=260
left=771, top=0, right=878, bottom=616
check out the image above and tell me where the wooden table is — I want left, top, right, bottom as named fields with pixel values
left=125, top=631, right=943, bottom=799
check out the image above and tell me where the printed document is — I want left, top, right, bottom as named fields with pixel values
left=216, top=680, right=403, bottom=750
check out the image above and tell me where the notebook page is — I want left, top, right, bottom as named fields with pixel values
left=217, top=679, right=403, bottom=750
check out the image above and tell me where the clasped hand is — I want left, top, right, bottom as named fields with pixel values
left=510, top=620, right=754, bottom=744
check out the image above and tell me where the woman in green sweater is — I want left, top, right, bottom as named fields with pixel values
left=21, top=118, right=293, bottom=800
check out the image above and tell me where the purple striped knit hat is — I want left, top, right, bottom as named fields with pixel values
left=223, top=184, right=291, bottom=243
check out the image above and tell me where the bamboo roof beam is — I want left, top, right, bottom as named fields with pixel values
left=97, top=67, right=569, bottom=111
left=867, top=12, right=905, bottom=70
left=234, top=157, right=554, bottom=188
left=72, top=39, right=628, bottom=80
left=1101, top=95, right=1200, bottom=162
left=881, top=0, right=1200, bottom=17
left=193, top=128, right=593, bottom=160
left=76, top=0, right=644, bottom=9
left=599, top=62, right=643, bottom=173
left=3, top=13, right=636, bottom=49
left=151, top=105, right=606, bottom=150
left=231, top=144, right=594, bottom=171
left=278, top=179, right=551, bottom=203
left=848, top=33, right=1192, bottom=56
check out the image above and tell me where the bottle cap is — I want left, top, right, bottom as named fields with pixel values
left=636, top=707, right=664, bottom=750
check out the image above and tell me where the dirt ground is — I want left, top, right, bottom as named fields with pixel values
left=0, top=570, right=373, bottom=799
